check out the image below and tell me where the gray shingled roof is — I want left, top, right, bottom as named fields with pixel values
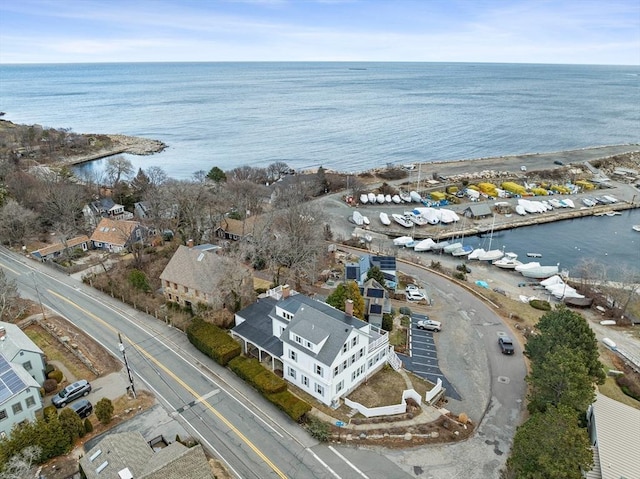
left=288, top=317, right=329, bottom=345
left=465, top=203, right=492, bottom=217
left=0, top=321, right=43, bottom=362
left=80, top=431, right=153, bottom=479
left=159, top=245, right=224, bottom=293
left=279, top=295, right=367, bottom=366
left=232, top=298, right=283, bottom=357
left=142, top=443, right=214, bottom=479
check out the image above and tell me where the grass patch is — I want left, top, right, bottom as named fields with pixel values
left=389, top=328, right=407, bottom=348
left=406, top=370, right=435, bottom=400
left=24, top=326, right=93, bottom=381
left=346, top=366, right=407, bottom=407
left=598, top=377, right=640, bottom=410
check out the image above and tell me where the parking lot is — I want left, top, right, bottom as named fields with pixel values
left=400, top=313, right=461, bottom=400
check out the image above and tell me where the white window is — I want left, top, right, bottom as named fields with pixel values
left=295, top=335, right=302, bottom=344
left=0, top=410, right=6, bottom=420
left=302, top=375, right=309, bottom=387
left=305, top=340, right=312, bottom=349
left=336, top=380, right=344, bottom=393
left=22, top=361, right=32, bottom=371
left=315, top=365, right=323, bottom=377
left=333, top=366, right=339, bottom=377
left=342, top=343, right=348, bottom=353
left=358, top=347, right=365, bottom=359
left=352, top=337, right=358, bottom=347
left=288, top=367, right=296, bottom=379
left=315, top=384, right=324, bottom=396
left=25, top=396, right=35, bottom=408
left=289, top=350, right=297, bottom=361
left=12, top=403, right=22, bottom=414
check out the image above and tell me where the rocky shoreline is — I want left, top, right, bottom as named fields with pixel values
left=53, top=134, right=166, bottom=167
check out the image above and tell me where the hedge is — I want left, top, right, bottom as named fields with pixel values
left=529, top=299, right=552, bottom=311
left=187, top=317, right=241, bottom=366
left=228, top=356, right=286, bottom=394
left=266, top=390, right=312, bottom=422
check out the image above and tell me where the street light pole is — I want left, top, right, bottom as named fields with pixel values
left=30, top=271, right=46, bottom=321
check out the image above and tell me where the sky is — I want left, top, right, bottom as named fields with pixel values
left=0, top=0, right=639, bottom=65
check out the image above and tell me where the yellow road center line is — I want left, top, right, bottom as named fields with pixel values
left=49, top=291, right=288, bottom=479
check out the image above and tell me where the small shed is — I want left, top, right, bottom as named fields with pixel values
left=463, top=203, right=492, bottom=219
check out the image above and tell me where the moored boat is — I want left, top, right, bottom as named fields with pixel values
left=633, top=225, right=640, bottom=232
left=392, top=213, right=413, bottom=228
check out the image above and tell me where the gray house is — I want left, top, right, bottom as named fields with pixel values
left=0, top=353, right=43, bottom=438
left=79, top=431, right=214, bottom=479
left=0, top=322, right=47, bottom=385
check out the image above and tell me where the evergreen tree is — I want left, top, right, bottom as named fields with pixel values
left=95, top=398, right=114, bottom=425
left=326, top=281, right=366, bottom=319
left=366, top=266, right=386, bottom=286
left=58, top=408, right=84, bottom=445
left=206, top=166, right=227, bottom=183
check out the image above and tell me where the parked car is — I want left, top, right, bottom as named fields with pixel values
left=406, top=290, right=427, bottom=302
left=520, top=165, right=527, bottom=171
left=554, top=160, right=564, bottom=165
left=68, top=399, right=93, bottom=419
left=405, top=284, right=419, bottom=292
left=52, top=379, right=92, bottom=408
left=416, top=318, right=442, bottom=332
left=498, top=336, right=515, bottom=355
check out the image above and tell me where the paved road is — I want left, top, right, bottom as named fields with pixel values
left=1, top=247, right=411, bottom=479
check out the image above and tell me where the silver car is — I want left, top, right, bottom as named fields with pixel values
left=52, top=379, right=92, bottom=408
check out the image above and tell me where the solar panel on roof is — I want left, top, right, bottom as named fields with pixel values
left=0, top=354, right=27, bottom=403
left=370, top=304, right=383, bottom=314
left=366, top=288, right=384, bottom=298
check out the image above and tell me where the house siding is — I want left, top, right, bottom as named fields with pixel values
left=0, top=386, right=43, bottom=438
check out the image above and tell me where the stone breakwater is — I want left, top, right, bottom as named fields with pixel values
left=53, top=134, right=167, bottom=167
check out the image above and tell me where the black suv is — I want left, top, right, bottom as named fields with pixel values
left=68, top=399, right=93, bottom=419
left=499, top=336, right=515, bottom=355
left=52, top=379, right=92, bottom=408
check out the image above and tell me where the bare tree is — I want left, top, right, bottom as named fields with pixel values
left=0, top=199, right=37, bottom=246
left=0, top=269, right=20, bottom=322
left=266, top=161, right=291, bottom=182
left=227, top=166, right=267, bottom=184
left=164, top=179, right=216, bottom=244
left=0, top=445, right=42, bottom=479
left=145, top=165, right=168, bottom=188
left=39, top=173, right=88, bottom=233
left=105, top=156, right=134, bottom=187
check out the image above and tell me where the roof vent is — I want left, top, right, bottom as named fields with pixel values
left=89, top=449, right=102, bottom=462
left=96, top=461, right=108, bottom=473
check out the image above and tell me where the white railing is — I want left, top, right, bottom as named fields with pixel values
left=425, top=378, right=443, bottom=404
left=368, top=335, right=388, bottom=353
left=387, top=346, right=402, bottom=371
left=344, top=389, right=421, bottom=418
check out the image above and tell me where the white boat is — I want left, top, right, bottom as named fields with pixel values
left=405, top=211, right=429, bottom=226
left=477, top=249, right=504, bottom=261
left=443, top=242, right=463, bottom=254
left=364, top=233, right=373, bottom=243
left=352, top=211, right=364, bottom=226
left=414, top=238, right=436, bottom=252
left=603, top=195, right=618, bottom=203
left=392, top=213, right=413, bottom=228
left=515, top=261, right=541, bottom=272
left=399, top=192, right=412, bottom=203
left=526, top=252, right=542, bottom=258
left=582, top=198, right=596, bottom=207
left=451, top=245, right=474, bottom=257
left=468, top=248, right=486, bottom=260
left=515, top=204, right=527, bottom=216
left=362, top=215, right=370, bottom=225
left=379, top=212, right=391, bottom=226
left=376, top=193, right=386, bottom=204
left=548, top=198, right=563, bottom=208
left=633, top=225, right=640, bottom=232
left=385, top=194, right=392, bottom=203
left=359, top=194, right=369, bottom=204
left=430, top=241, right=451, bottom=251
left=560, top=198, right=575, bottom=208
left=439, top=209, right=460, bottom=223
left=392, top=194, right=402, bottom=204
left=410, top=191, right=422, bottom=203
left=493, top=252, right=521, bottom=269
left=412, top=207, right=440, bottom=224
left=520, top=265, right=560, bottom=279
left=368, top=193, right=376, bottom=203
left=393, top=236, right=414, bottom=246
left=604, top=211, right=621, bottom=216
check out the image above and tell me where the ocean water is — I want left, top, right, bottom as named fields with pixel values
left=1, top=62, right=639, bottom=279
left=1, top=62, right=639, bottom=179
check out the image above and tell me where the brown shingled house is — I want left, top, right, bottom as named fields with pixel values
left=213, top=216, right=258, bottom=241
left=90, top=218, right=144, bottom=253
left=30, top=235, right=89, bottom=261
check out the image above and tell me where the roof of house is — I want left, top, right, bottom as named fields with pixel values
left=232, top=297, right=284, bottom=358
left=589, top=393, right=640, bottom=479
left=0, top=321, right=43, bottom=361
left=90, top=218, right=140, bottom=247
left=464, top=203, right=493, bottom=217
left=0, top=353, right=39, bottom=406
left=31, top=235, right=90, bottom=258
left=279, top=295, right=367, bottom=366
left=218, top=216, right=259, bottom=237
left=159, top=245, right=227, bottom=293
left=80, top=431, right=214, bottom=479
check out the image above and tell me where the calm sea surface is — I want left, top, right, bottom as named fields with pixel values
left=1, top=62, right=639, bottom=278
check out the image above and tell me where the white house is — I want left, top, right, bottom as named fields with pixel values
left=0, top=353, right=44, bottom=438
left=0, top=322, right=47, bottom=385
left=232, top=286, right=395, bottom=407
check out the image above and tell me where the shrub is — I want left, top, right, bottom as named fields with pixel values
left=453, top=272, right=466, bottom=281
left=266, top=390, right=311, bottom=422
left=47, top=369, right=63, bottom=383
left=42, top=405, right=58, bottom=420
left=95, top=398, right=114, bottom=425
left=228, top=356, right=287, bottom=394
left=128, top=269, right=151, bottom=292
left=253, top=370, right=287, bottom=394
left=84, top=418, right=93, bottom=434
left=186, top=317, right=241, bottom=366
left=529, top=299, right=552, bottom=311
left=306, top=416, right=331, bottom=442
left=59, top=408, right=84, bottom=444
left=45, top=363, right=55, bottom=375
left=43, top=379, right=58, bottom=393
left=381, top=313, right=393, bottom=332
left=616, top=375, right=640, bottom=402
left=398, top=306, right=412, bottom=316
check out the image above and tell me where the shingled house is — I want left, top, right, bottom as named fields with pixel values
left=79, top=431, right=214, bottom=479
left=30, top=235, right=89, bottom=262
left=90, top=218, right=144, bottom=253
left=232, top=286, right=398, bottom=407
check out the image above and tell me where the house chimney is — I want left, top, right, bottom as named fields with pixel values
left=345, top=299, right=353, bottom=317
left=187, top=239, right=194, bottom=248
left=282, top=284, right=290, bottom=299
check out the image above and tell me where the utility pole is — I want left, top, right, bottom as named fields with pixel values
left=118, top=333, right=136, bottom=399
left=30, top=271, right=46, bottom=321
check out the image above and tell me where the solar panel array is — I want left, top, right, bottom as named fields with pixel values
left=371, top=256, right=396, bottom=271
left=369, top=304, right=383, bottom=314
left=366, top=288, right=384, bottom=298
left=0, top=354, right=27, bottom=404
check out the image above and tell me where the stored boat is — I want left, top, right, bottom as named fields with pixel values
left=468, top=248, right=486, bottom=260
left=362, top=215, right=370, bottom=225
left=379, top=212, right=391, bottom=226
left=392, top=213, right=413, bottom=228
left=392, top=194, right=402, bottom=204
left=410, top=191, right=422, bottom=202
left=399, top=192, right=412, bottom=203
left=633, top=225, right=640, bottom=232
left=582, top=198, right=596, bottom=207
left=430, top=241, right=451, bottom=251
left=520, top=265, right=560, bottom=279
left=414, top=238, right=436, bottom=252
left=393, top=236, right=414, bottom=246
left=405, top=211, right=429, bottom=226
left=477, top=249, right=504, bottom=262
left=451, top=245, right=473, bottom=257
left=368, top=193, right=376, bottom=203
left=376, top=193, right=385, bottom=204
left=443, top=242, right=463, bottom=254
left=515, top=261, right=541, bottom=272
left=359, top=194, right=368, bottom=204
left=493, top=252, right=521, bottom=269
left=564, top=296, right=594, bottom=308
left=385, top=194, right=392, bottom=203
left=352, top=211, right=364, bottom=226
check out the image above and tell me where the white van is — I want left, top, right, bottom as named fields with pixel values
left=406, top=290, right=427, bottom=302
